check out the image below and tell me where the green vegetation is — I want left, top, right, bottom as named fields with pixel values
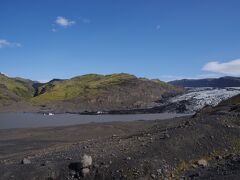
left=173, top=160, right=192, bottom=178
left=230, top=138, right=240, bottom=154
left=32, top=73, right=138, bottom=102
left=0, top=73, right=183, bottom=108
left=0, top=74, right=35, bottom=101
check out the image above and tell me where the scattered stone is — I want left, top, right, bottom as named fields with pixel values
left=126, top=157, right=131, bottom=160
left=157, top=169, right=162, bottom=174
left=191, top=164, right=198, bottom=168
left=69, top=170, right=76, bottom=178
left=151, top=174, right=156, bottom=179
left=164, top=133, right=170, bottom=138
left=112, top=134, right=117, bottom=138
left=122, top=174, right=127, bottom=178
left=197, top=159, right=208, bottom=167
left=81, top=154, right=92, bottom=168
left=184, top=121, right=191, bottom=126
left=215, top=155, right=223, bottom=160
left=81, top=168, right=90, bottom=177
left=226, top=124, right=231, bottom=128
left=21, top=158, right=31, bottom=165
left=66, top=157, right=72, bottom=160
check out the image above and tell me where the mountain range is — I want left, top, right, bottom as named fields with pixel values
left=169, top=76, right=240, bottom=87
left=0, top=73, right=183, bottom=113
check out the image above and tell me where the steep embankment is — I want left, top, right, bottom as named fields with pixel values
left=0, top=73, right=183, bottom=113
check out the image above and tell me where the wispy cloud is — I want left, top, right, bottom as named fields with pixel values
left=0, top=39, right=21, bottom=48
left=202, top=59, right=240, bottom=76
left=55, top=16, right=75, bottom=27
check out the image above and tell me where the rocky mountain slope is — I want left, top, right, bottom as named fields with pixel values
left=169, top=76, right=240, bottom=87
left=0, top=73, right=183, bottom=113
left=114, top=87, right=240, bottom=114
left=0, top=73, right=35, bottom=106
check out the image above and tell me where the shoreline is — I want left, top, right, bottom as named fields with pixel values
left=0, top=112, right=192, bottom=130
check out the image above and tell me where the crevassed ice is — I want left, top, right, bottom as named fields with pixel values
left=169, top=87, right=240, bottom=112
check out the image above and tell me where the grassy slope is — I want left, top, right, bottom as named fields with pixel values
left=0, top=74, right=35, bottom=102
left=0, top=73, right=183, bottom=111
left=32, top=73, right=180, bottom=103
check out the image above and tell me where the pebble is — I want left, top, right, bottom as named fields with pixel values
left=21, top=158, right=31, bottom=165
left=197, top=159, right=208, bottom=167
left=66, top=157, right=72, bottom=160
left=81, top=168, right=90, bottom=177
left=164, top=133, right=170, bottom=138
left=69, top=170, right=76, bottom=178
left=215, top=155, right=223, bottom=160
left=157, top=169, right=162, bottom=174
left=151, top=174, right=156, bottom=179
left=126, top=157, right=131, bottom=160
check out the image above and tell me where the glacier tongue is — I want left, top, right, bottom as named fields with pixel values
left=168, top=87, right=240, bottom=112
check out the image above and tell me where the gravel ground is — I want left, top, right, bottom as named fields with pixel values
left=0, top=111, right=240, bottom=179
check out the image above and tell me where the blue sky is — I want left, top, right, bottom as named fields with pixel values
left=1, top=0, right=240, bottom=82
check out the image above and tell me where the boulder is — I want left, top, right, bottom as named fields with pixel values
left=81, top=154, right=92, bottom=168
left=81, top=168, right=90, bottom=177
left=21, top=158, right=31, bottom=165
left=197, top=159, right=208, bottom=167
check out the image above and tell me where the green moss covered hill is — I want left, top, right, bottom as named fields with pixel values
left=0, top=73, right=35, bottom=106
left=0, top=73, right=184, bottom=113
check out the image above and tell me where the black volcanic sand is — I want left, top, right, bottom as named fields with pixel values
left=0, top=113, right=240, bottom=179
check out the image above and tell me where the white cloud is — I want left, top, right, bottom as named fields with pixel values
left=0, top=39, right=21, bottom=48
left=202, top=59, right=240, bottom=76
left=156, top=25, right=161, bottom=31
left=55, top=16, right=75, bottom=27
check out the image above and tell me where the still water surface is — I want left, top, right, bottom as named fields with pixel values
left=0, top=113, right=187, bottom=129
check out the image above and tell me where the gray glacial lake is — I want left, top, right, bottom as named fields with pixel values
left=0, top=113, right=187, bottom=129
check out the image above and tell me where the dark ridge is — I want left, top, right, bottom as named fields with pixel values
left=169, top=76, right=240, bottom=87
